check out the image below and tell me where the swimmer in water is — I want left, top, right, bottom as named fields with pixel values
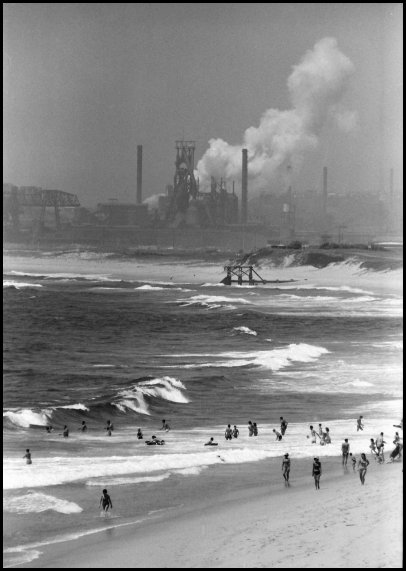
left=23, top=449, right=32, bottom=465
left=205, top=437, right=218, bottom=446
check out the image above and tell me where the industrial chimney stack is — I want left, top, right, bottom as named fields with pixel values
left=137, top=145, right=143, bottom=204
left=241, top=148, right=248, bottom=224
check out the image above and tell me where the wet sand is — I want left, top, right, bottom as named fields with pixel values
left=9, top=456, right=402, bottom=568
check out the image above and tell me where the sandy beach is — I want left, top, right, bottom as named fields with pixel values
left=8, top=455, right=402, bottom=569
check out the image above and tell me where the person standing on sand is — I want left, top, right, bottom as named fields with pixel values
left=99, top=489, right=113, bottom=514
left=23, top=449, right=32, bottom=464
left=358, top=453, right=369, bottom=484
left=312, top=457, right=322, bottom=489
left=282, top=453, right=290, bottom=486
left=341, top=438, right=350, bottom=466
left=357, top=416, right=364, bottom=431
left=376, top=432, right=386, bottom=462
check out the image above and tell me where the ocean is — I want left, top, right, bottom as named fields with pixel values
left=3, top=249, right=403, bottom=567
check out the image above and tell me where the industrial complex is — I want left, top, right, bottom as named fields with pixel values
left=3, top=141, right=403, bottom=251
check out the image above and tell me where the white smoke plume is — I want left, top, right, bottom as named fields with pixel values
left=195, top=37, right=357, bottom=193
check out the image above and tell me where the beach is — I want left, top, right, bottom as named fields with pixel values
left=3, top=250, right=403, bottom=568
left=8, top=455, right=403, bottom=568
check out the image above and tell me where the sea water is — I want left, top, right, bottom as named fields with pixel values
left=3, top=250, right=403, bottom=566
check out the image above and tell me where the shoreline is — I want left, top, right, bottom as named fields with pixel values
left=5, top=454, right=403, bottom=568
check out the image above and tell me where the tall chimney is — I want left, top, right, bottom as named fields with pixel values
left=241, top=148, right=248, bottom=224
left=137, top=145, right=143, bottom=204
left=322, top=166, right=328, bottom=214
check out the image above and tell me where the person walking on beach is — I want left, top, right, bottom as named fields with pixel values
left=232, top=425, right=239, bottom=438
left=137, top=428, right=143, bottom=439
left=62, top=425, right=69, bottom=438
left=282, top=453, right=290, bottom=486
left=273, top=428, right=282, bottom=441
left=253, top=422, right=258, bottom=436
left=358, top=453, right=369, bottom=485
left=225, top=424, right=233, bottom=440
left=312, top=457, right=322, bottom=489
left=357, top=416, right=364, bottom=431
left=248, top=421, right=254, bottom=437
left=341, top=438, right=350, bottom=466
left=105, top=420, right=114, bottom=436
left=280, top=417, right=288, bottom=436
left=23, top=449, right=32, bottom=464
left=393, top=432, right=400, bottom=445
left=99, top=489, right=113, bottom=515
left=78, top=421, right=87, bottom=432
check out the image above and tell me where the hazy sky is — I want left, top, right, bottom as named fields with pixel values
left=3, top=3, right=403, bottom=206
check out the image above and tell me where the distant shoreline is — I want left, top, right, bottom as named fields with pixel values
left=3, top=241, right=403, bottom=272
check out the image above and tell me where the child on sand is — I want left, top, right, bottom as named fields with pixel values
left=99, top=489, right=113, bottom=515
left=23, top=449, right=32, bottom=464
left=349, top=453, right=357, bottom=471
left=273, top=428, right=282, bottom=441
left=312, top=457, right=321, bottom=489
left=282, top=453, right=290, bottom=486
left=358, top=453, right=369, bottom=484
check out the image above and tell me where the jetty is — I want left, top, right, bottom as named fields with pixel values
left=221, top=265, right=297, bottom=286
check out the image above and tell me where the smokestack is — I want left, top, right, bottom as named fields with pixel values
left=241, top=148, right=248, bottom=224
left=137, top=145, right=143, bottom=204
left=322, top=166, right=328, bottom=214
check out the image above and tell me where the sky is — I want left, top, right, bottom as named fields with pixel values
left=3, top=3, right=403, bottom=207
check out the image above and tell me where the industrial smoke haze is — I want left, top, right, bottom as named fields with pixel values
left=195, top=37, right=357, bottom=193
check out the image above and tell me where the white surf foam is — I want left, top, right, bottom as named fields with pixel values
left=113, top=377, right=189, bottom=414
left=3, top=280, right=43, bottom=289
left=3, top=408, right=52, bottom=428
left=233, top=326, right=258, bottom=336
left=3, top=491, right=83, bottom=514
